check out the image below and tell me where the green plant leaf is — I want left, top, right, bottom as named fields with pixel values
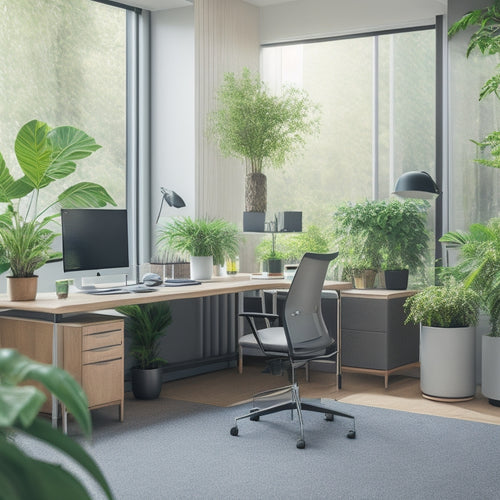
left=14, top=120, right=53, bottom=189
left=0, top=349, right=91, bottom=436
left=16, top=418, right=114, bottom=500
left=0, top=154, right=34, bottom=202
left=57, top=182, right=117, bottom=208
left=0, top=385, right=46, bottom=428
left=46, top=126, right=102, bottom=181
left=0, top=438, right=93, bottom=500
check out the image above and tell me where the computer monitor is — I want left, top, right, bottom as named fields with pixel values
left=61, top=209, right=129, bottom=273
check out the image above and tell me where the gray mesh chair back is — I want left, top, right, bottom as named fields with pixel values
left=283, top=252, right=337, bottom=356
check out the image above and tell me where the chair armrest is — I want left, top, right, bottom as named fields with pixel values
left=239, top=312, right=279, bottom=322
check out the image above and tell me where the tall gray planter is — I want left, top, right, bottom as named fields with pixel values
left=420, top=325, right=476, bottom=401
left=481, top=334, right=500, bottom=406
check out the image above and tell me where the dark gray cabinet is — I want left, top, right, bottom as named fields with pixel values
left=340, top=289, right=419, bottom=388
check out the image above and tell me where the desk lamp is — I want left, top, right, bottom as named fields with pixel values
left=155, top=187, right=186, bottom=223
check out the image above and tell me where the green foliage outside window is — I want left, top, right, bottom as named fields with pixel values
left=449, top=0, right=500, bottom=169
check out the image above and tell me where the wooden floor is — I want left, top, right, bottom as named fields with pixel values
left=161, top=359, right=500, bottom=426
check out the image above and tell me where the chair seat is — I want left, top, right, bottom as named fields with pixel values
left=239, top=327, right=336, bottom=358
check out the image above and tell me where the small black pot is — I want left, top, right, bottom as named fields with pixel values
left=263, top=259, right=283, bottom=274
left=131, top=367, right=163, bottom=400
left=384, top=269, right=409, bottom=290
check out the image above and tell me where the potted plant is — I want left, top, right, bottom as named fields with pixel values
left=0, top=119, right=116, bottom=300
left=379, top=199, right=430, bottom=290
left=332, top=199, right=429, bottom=289
left=332, top=201, right=385, bottom=288
left=158, top=217, right=240, bottom=280
left=207, top=68, right=320, bottom=230
left=115, top=302, right=172, bottom=400
left=440, top=218, right=500, bottom=406
left=404, top=277, right=480, bottom=401
left=0, top=348, right=113, bottom=499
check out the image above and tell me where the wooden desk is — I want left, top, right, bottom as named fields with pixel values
left=0, top=275, right=351, bottom=427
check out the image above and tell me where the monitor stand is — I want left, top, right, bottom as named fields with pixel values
left=79, top=273, right=130, bottom=290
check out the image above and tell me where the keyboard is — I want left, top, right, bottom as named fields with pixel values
left=84, top=288, right=130, bottom=295
left=126, top=285, right=157, bottom=293
left=164, top=279, right=201, bottom=287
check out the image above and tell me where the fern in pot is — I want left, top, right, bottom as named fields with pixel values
left=158, top=217, right=240, bottom=280
left=115, top=302, right=172, bottom=400
left=404, top=277, right=480, bottom=401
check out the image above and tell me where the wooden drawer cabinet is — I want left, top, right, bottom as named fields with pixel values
left=63, top=315, right=124, bottom=426
left=0, top=313, right=124, bottom=424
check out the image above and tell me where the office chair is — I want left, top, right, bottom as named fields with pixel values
left=230, top=252, right=356, bottom=449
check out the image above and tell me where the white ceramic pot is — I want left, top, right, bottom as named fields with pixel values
left=420, top=325, right=476, bottom=401
left=190, top=256, right=213, bottom=280
left=481, top=334, right=500, bottom=405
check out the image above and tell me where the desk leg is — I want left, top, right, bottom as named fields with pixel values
left=336, top=290, right=342, bottom=390
left=51, top=321, right=59, bottom=429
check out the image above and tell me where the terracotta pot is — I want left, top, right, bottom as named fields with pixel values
left=6, top=276, right=38, bottom=301
left=353, top=269, right=377, bottom=289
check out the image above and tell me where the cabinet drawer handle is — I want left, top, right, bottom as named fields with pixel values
left=86, top=358, right=121, bottom=366
left=89, top=345, right=120, bottom=353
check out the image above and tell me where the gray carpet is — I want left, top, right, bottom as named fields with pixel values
left=17, top=396, right=500, bottom=500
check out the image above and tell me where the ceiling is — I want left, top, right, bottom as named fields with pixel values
left=121, top=0, right=293, bottom=11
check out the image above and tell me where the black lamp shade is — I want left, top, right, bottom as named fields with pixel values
left=156, top=187, right=186, bottom=224
left=393, top=171, right=440, bottom=199
left=162, top=188, right=186, bottom=208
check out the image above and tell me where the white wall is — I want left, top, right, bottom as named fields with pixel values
left=259, top=0, right=447, bottom=44
left=150, top=6, right=195, bottom=259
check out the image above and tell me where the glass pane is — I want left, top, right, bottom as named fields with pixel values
left=0, top=0, right=126, bottom=209
left=449, top=28, right=500, bottom=229
left=262, top=39, right=373, bottom=229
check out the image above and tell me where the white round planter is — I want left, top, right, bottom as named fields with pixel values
left=481, top=334, right=500, bottom=406
left=190, top=256, right=213, bottom=280
left=420, top=325, right=476, bottom=401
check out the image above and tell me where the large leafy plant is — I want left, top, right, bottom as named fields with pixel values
left=115, top=302, right=172, bottom=370
left=440, top=218, right=500, bottom=336
left=404, top=277, right=480, bottom=328
left=0, top=119, right=116, bottom=277
left=207, top=68, right=320, bottom=175
left=0, top=348, right=113, bottom=499
left=449, top=0, right=500, bottom=168
left=332, top=199, right=429, bottom=279
left=158, top=217, right=240, bottom=266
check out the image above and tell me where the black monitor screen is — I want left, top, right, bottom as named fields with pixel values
left=61, top=209, right=129, bottom=273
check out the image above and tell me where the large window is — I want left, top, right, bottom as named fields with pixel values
left=0, top=0, right=127, bottom=209
left=261, top=29, right=436, bottom=282
left=261, top=29, right=435, bottom=227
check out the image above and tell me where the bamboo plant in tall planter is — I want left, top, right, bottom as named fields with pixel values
left=0, top=119, right=116, bottom=300
left=207, top=68, right=320, bottom=231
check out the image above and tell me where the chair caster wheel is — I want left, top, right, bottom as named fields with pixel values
left=250, top=408, right=260, bottom=421
left=230, top=426, right=239, bottom=436
left=296, top=439, right=305, bottom=449
left=324, top=413, right=334, bottom=421
left=347, top=430, right=356, bottom=439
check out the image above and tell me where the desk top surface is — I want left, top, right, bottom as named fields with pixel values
left=0, top=276, right=352, bottom=315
